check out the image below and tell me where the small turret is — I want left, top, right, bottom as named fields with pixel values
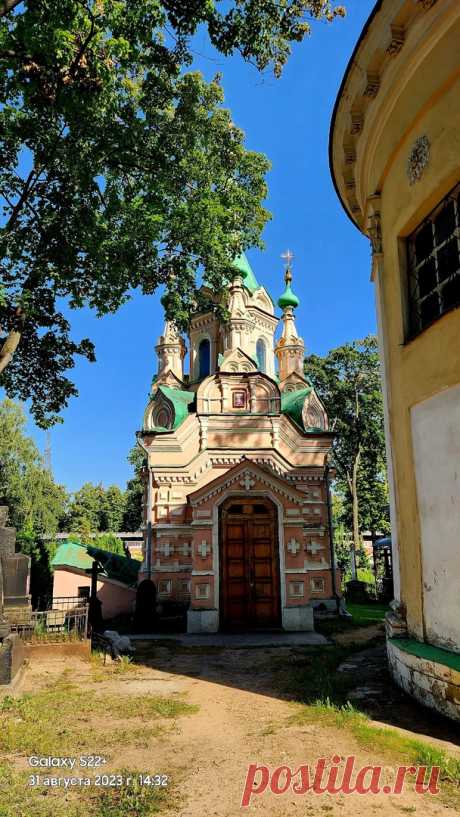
left=155, top=308, right=186, bottom=386
left=275, top=252, right=305, bottom=383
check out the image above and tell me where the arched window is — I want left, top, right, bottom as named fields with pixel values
left=198, top=338, right=211, bottom=379
left=256, top=338, right=267, bottom=373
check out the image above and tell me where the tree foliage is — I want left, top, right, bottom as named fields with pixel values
left=66, top=481, right=127, bottom=535
left=66, top=444, right=144, bottom=537
left=0, top=0, right=345, bottom=426
left=122, top=444, right=145, bottom=533
left=305, top=336, right=389, bottom=574
left=0, top=398, right=67, bottom=534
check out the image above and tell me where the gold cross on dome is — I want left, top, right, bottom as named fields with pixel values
left=281, top=249, right=294, bottom=267
left=281, top=249, right=294, bottom=284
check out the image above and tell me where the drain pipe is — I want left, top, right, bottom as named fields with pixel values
left=324, top=458, right=341, bottom=615
left=136, top=433, right=152, bottom=581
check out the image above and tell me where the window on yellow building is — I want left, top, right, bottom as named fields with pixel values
left=407, top=183, right=460, bottom=337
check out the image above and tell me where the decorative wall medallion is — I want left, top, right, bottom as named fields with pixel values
left=407, top=135, right=430, bottom=185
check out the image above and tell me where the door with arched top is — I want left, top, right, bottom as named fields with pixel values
left=220, top=497, right=281, bottom=630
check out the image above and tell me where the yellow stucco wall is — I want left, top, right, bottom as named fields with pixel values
left=330, top=1, right=460, bottom=642
left=374, top=32, right=460, bottom=640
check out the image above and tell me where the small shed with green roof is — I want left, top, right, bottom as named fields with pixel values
left=51, top=540, right=142, bottom=621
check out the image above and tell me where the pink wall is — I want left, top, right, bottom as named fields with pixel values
left=53, top=569, right=136, bottom=620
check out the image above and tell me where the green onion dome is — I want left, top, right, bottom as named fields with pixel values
left=278, top=283, right=300, bottom=310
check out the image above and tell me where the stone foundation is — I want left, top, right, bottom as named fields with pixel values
left=282, top=605, right=314, bottom=632
left=187, top=608, right=219, bottom=633
left=387, top=637, right=460, bottom=722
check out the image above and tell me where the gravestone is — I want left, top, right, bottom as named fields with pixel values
left=0, top=508, right=12, bottom=639
left=0, top=506, right=31, bottom=629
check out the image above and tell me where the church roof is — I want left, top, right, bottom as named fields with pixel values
left=232, top=253, right=260, bottom=294
left=156, top=385, right=195, bottom=430
left=280, top=387, right=312, bottom=431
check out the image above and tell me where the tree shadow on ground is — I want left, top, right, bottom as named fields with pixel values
left=129, top=633, right=460, bottom=752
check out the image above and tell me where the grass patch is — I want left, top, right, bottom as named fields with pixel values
left=289, top=699, right=460, bottom=807
left=0, top=679, right=198, bottom=756
left=0, top=675, right=194, bottom=816
left=346, top=603, right=388, bottom=625
left=279, top=642, right=459, bottom=807
left=0, top=762, right=171, bottom=817
left=90, top=652, right=142, bottom=682
left=315, top=602, right=388, bottom=637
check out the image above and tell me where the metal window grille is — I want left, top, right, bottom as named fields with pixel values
left=407, top=182, right=460, bottom=337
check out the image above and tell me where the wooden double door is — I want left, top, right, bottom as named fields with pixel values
left=220, top=497, right=281, bottom=630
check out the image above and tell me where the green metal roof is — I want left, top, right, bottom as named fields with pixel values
left=278, top=283, right=300, bottom=309
left=156, top=385, right=195, bottom=431
left=281, top=387, right=312, bottom=431
left=51, top=540, right=141, bottom=588
left=232, top=253, right=260, bottom=294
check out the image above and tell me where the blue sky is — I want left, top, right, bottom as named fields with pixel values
left=6, top=1, right=377, bottom=493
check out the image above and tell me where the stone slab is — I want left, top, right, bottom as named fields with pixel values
left=129, top=631, right=328, bottom=647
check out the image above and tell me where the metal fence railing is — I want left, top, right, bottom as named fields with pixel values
left=36, top=595, right=90, bottom=612
left=10, top=604, right=89, bottom=643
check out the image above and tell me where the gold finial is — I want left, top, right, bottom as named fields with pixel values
left=281, top=248, right=294, bottom=285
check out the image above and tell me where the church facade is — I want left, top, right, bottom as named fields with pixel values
left=138, top=255, right=340, bottom=633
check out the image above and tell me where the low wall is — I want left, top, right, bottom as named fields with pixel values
left=387, top=637, right=460, bottom=722
left=25, top=640, right=91, bottom=661
left=0, top=634, right=26, bottom=685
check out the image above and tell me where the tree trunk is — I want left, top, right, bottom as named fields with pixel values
left=0, top=329, right=21, bottom=375
left=349, top=448, right=361, bottom=581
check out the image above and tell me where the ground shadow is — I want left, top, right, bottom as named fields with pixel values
left=126, top=630, right=460, bottom=752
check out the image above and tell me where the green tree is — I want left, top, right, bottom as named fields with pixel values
left=122, top=445, right=145, bottom=532
left=69, top=529, right=125, bottom=556
left=0, top=398, right=68, bottom=603
left=305, top=335, right=389, bottom=580
left=0, top=0, right=343, bottom=427
left=100, top=484, right=126, bottom=532
left=0, top=0, right=344, bottom=427
left=67, top=481, right=128, bottom=544
left=66, top=481, right=105, bottom=532
left=0, top=398, right=67, bottom=534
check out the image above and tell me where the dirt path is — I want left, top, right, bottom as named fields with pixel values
left=14, top=643, right=460, bottom=817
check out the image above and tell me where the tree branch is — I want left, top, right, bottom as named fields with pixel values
left=0, top=0, right=21, bottom=18
left=4, top=169, right=36, bottom=234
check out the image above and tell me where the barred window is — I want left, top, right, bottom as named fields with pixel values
left=407, top=183, right=460, bottom=337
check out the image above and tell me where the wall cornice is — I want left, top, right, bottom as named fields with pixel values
left=329, top=0, right=458, bottom=238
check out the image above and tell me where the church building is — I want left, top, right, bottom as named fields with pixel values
left=137, top=254, right=340, bottom=633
